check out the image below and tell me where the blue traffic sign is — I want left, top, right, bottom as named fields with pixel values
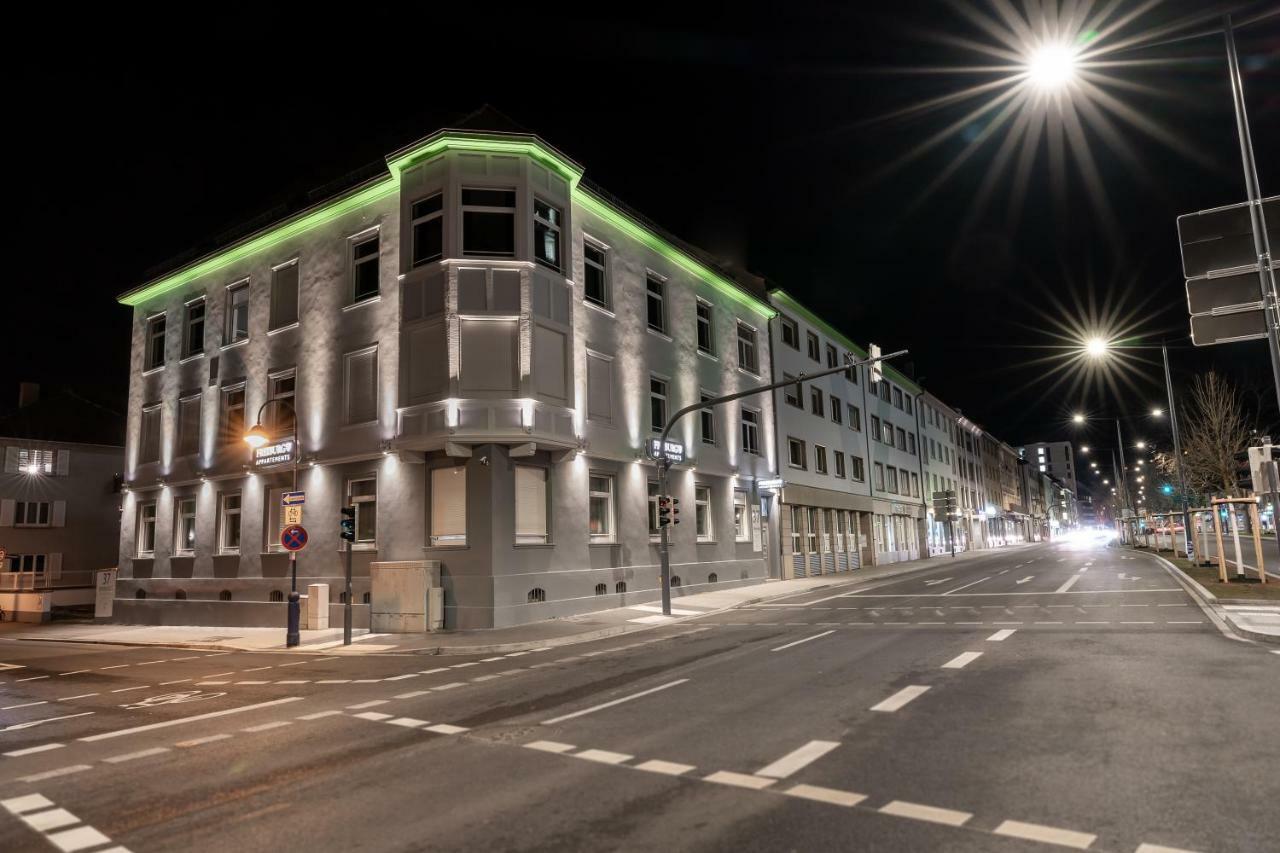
left=281, top=524, right=309, bottom=552
left=282, top=491, right=306, bottom=506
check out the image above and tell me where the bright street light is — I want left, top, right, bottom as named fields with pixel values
left=244, top=423, right=270, bottom=449
left=1026, top=42, right=1078, bottom=90
left=1151, top=408, right=1163, bottom=417
left=1084, top=337, right=1108, bottom=359
left=1080, top=445, right=1089, bottom=453
left=1136, top=441, right=1146, bottom=449
left=1072, top=413, right=1086, bottom=424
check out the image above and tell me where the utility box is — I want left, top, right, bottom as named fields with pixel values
left=370, top=561, right=442, bottom=633
left=307, top=584, right=330, bottom=630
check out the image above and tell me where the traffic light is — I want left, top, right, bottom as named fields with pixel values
left=340, top=506, right=356, bottom=542
left=1161, top=483, right=1173, bottom=496
left=1234, top=449, right=1253, bottom=494
left=658, top=495, right=680, bottom=527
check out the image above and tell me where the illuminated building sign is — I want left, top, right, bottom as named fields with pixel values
left=253, top=438, right=297, bottom=468
left=647, top=438, right=685, bottom=464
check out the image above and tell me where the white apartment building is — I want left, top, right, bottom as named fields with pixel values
left=1021, top=440, right=1079, bottom=498
left=954, top=416, right=989, bottom=550
left=919, top=393, right=964, bottom=555
left=116, top=112, right=776, bottom=630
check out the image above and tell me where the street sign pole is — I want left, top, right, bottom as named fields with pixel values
left=286, top=441, right=300, bottom=648
left=658, top=459, right=671, bottom=617
left=343, top=528, right=353, bottom=646
left=1224, top=14, right=1280, bottom=409
left=1161, top=345, right=1194, bottom=558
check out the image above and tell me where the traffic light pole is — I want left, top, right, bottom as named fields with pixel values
left=654, top=348, right=908, bottom=616
left=1161, top=345, right=1194, bottom=557
left=343, top=536, right=352, bottom=646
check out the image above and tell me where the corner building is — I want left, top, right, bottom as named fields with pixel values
left=117, top=117, right=776, bottom=629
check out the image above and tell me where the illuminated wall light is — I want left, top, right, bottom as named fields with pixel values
left=445, top=399, right=460, bottom=430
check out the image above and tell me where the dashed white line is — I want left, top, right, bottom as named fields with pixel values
left=634, top=759, right=695, bottom=776
left=79, top=696, right=303, bottom=742
left=104, top=747, right=170, bottom=764
left=297, top=710, right=344, bottom=721
left=525, top=740, right=575, bottom=754
left=784, top=783, right=867, bottom=807
left=394, top=690, right=433, bottom=700
left=387, top=717, right=429, bottom=728
left=347, top=700, right=389, bottom=710
left=574, top=749, right=632, bottom=765
left=354, top=711, right=393, bottom=721
left=110, top=686, right=149, bottom=694
left=19, top=765, right=93, bottom=783
left=987, top=629, right=1017, bottom=641
left=3, top=743, right=66, bottom=758
left=879, top=799, right=972, bottom=826
left=941, top=652, right=983, bottom=670
left=870, top=685, right=930, bottom=713
left=993, top=819, right=1096, bottom=849
left=56, top=694, right=98, bottom=701
left=542, top=679, right=689, bottom=725
left=705, top=770, right=775, bottom=790
left=242, top=721, right=293, bottom=733
left=755, top=740, right=840, bottom=779
left=770, top=630, right=836, bottom=652
left=942, top=577, right=990, bottom=596
left=175, top=734, right=232, bottom=747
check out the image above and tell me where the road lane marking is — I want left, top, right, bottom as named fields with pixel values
left=111, top=686, right=149, bottom=693
left=20, top=807, right=79, bottom=832
left=941, top=652, right=983, bottom=670
left=923, top=578, right=953, bottom=586
left=57, top=694, right=98, bottom=701
left=870, top=685, right=930, bottom=712
left=635, top=759, right=695, bottom=776
left=1135, top=843, right=1203, bottom=852
left=58, top=670, right=90, bottom=676
left=433, top=682, right=465, bottom=691
left=705, top=770, right=775, bottom=789
left=16, top=675, right=50, bottom=682
left=993, top=819, right=1096, bottom=849
left=347, top=700, right=389, bottom=710
left=525, top=740, right=575, bottom=753
left=770, top=631, right=836, bottom=652
left=987, top=629, right=1017, bottom=641
left=424, top=724, right=468, bottom=735
left=242, top=721, right=292, bottom=733
left=3, top=743, right=66, bottom=758
left=942, top=577, right=990, bottom=595
left=1015, top=576, right=1034, bottom=584
left=46, top=825, right=112, bottom=852
left=316, top=680, right=351, bottom=684
left=755, top=740, right=840, bottom=779
left=395, top=690, right=433, bottom=700
left=574, top=749, right=632, bottom=765
left=175, top=734, right=232, bottom=747
left=542, top=679, right=689, bottom=725
left=386, top=717, right=429, bottom=728
left=297, top=710, right=344, bottom=720
left=354, top=712, right=393, bottom=721
left=879, top=800, right=971, bottom=826
left=784, top=784, right=867, bottom=807
left=98, top=665, right=129, bottom=670
left=385, top=674, right=419, bottom=681
left=18, top=765, right=93, bottom=783
left=79, top=696, right=303, bottom=742
left=1055, top=575, right=1082, bottom=594
left=3, top=701, right=48, bottom=710
left=2, top=794, right=54, bottom=813
left=104, top=747, right=170, bottom=764
left=159, top=680, right=191, bottom=686
left=1, top=712, right=95, bottom=733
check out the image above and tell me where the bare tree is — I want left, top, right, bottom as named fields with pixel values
left=1176, top=371, right=1253, bottom=497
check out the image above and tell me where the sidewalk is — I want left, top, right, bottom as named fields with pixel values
left=1141, top=548, right=1280, bottom=644
left=4, top=544, right=1023, bottom=655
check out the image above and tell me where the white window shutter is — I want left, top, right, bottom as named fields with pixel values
left=430, top=466, right=466, bottom=542
left=48, top=553, right=62, bottom=580
left=514, top=466, right=547, bottom=542
left=3, top=446, right=17, bottom=474
left=0, top=499, right=13, bottom=527
left=52, top=500, right=67, bottom=527
left=55, top=449, right=70, bottom=476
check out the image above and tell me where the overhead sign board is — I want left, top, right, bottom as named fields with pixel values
left=1178, top=197, right=1277, bottom=347
left=1176, top=196, right=1277, bottom=279
left=1190, top=310, right=1268, bottom=347
left=253, top=437, right=297, bottom=468
left=647, top=438, right=685, bottom=465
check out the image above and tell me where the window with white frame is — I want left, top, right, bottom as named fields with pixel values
left=14, top=501, right=51, bottom=526
left=349, top=477, right=377, bottom=545
left=893, top=387, right=904, bottom=409
left=351, top=233, right=380, bottom=303
left=183, top=299, right=205, bottom=358
left=139, top=502, right=159, bottom=555
left=806, top=507, right=819, bottom=552
left=826, top=343, right=838, bottom=369
left=514, top=465, right=549, bottom=545
left=647, top=481, right=661, bottom=537
left=849, top=404, right=862, bottom=431
left=430, top=466, right=467, bottom=546
left=834, top=451, right=846, bottom=478
left=831, top=397, right=842, bottom=424
left=583, top=240, right=609, bottom=308
left=145, top=314, right=166, bottom=370
left=696, top=301, right=714, bottom=354
left=140, top=405, right=161, bottom=464
left=824, top=509, right=836, bottom=552
left=870, top=415, right=881, bottom=441
left=733, top=490, right=749, bottom=542
left=911, top=472, right=920, bottom=497
left=16, top=449, right=55, bottom=474
left=896, top=426, right=907, bottom=450
left=874, top=462, right=885, bottom=490
left=225, top=281, right=249, bottom=344
left=219, top=493, right=242, bottom=553
left=222, top=385, right=245, bottom=445
left=741, top=408, right=761, bottom=455
left=814, top=444, right=828, bottom=474
left=344, top=346, right=378, bottom=425
left=790, top=506, right=803, bottom=554
left=886, top=467, right=899, bottom=493
left=787, top=437, right=806, bottom=469
left=646, top=274, right=666, bottom=333
left=806, top=331, right=820, bottom=361
left=694, top=484, right=712, bottom=541
left=780, top=315, right=799, bottom=349
left=784, top=374, right=802, bottom=408
left=533, top=198, right=562, bottom=271
left=270, top=261, right=299, bottom=330
left=699, top=394, right=716, bottom=446
left=810, top=387, right=824, bottom=418
left=588, top=474, right=615, bottom=542
left=411, top=193, right=444, bottom=267
left=175, top=497, right=196, bottom=556
left=7, top=554, right=47, bottom=573
left=462, top=188, right=516, bottom=257
left=268, top=369, right=296, bottom=437
left=851, top=455, right=865, bottom=481
left=650, top=376, right=667, bottom=433
left=737, top=323, right=759, bottom=373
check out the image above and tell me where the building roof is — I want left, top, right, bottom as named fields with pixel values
left=0, top=390, right=125, bottom=447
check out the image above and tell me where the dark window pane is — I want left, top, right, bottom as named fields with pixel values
left=354, top=238, right=379, bottom=260
left=462, top=188, right=516, bottom=207
left=463, top=211, right=515, bottom=256
left=535, top=219, right=560, bottom=269
left=584, top=264, right=605, bottom=305
left=354, top=258, right=379, bottom=301
left=413, top=195, right=443, bottom=218
left=413, top=218, right=443, bottom=266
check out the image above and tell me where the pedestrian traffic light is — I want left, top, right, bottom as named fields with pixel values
left=340, top=506, right=356, bottom=542
left=1233, top=449, right=1253, bottom=494
left=658, top=496, right=680, bottom=526
left=1161, top=483, right=1173, bottom=496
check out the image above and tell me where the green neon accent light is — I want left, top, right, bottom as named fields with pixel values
left=770, top=288, right=919, bottom=392
left=387, top=133, right=584, bottom=186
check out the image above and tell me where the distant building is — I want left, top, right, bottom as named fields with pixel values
left=1, top=385, right=124, bottom=621
left=1020, top=440, right=1079, bottom=498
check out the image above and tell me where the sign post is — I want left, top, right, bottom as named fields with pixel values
left=94, top=568, right=117, bottom=622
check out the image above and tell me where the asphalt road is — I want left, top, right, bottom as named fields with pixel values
left=2, top=541, right=1278, bottom=853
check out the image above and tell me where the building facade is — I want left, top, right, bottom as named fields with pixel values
left=116, top=119, right=777, bottom=629
left=1022, top=440, right=1079, bottom=498
left=919, top=393, right=962, bottom=555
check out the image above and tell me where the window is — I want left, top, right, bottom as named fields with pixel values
left=270, top=261, right=299, bottom=330
left=533, top=198, right=562, bottom=271
left=806, top=331, right=820, bottom=361
left=595, top=583, right=607, bottom=596
left=140, top=405, right=161, bottom=464
left=815, top=445, right=828, bottom=475
left=646, top=274, right=666, bottom=332
left=222, top=385, right=245, bottom=445
left=849, top=405, right=861, bottom=431
left=219, top=493, right=241, bottom=553
left=870, top=415, right=881, bottom=442
left=784, top=374, right=802, bottom=408
left=896, top=427, right=907, bottom=450
left=884, top=421, right=895, bottom=445
left=527, top=588, right=547, bottom=603
left=462, top=188, right=516, bottom=257
left=831, top=397, right=843, bottom=425
left=846, top=357, right=859, bottom=384
left=583, top=241, right=609, bottom=307
left=615, top=581, right=627, bottom=594
left=220, top=590, right=233, bottom=602
left=514, top=465, right=549, bottom=545
left=269, top=369, right=296, bottom=437
left=780, top=315, right=799, bottom=349
left=699, top=394, right=716, bottom=445
left=694, top=485, right=712, bottom=541
left=649, top=376, right=667, bottom=433
left=411, top=193, right=444, bottom=267
left=175, top=497, right=196, bottom=556
left=908, top=433, right=917, bottom=455
left=788, top=437, right=806, bottom=469
left=893, top=387, right=904, bottom=409
left=344, top=346, right=378, bottom=425
left=886, top=467, right=899, bottom=494
left=349, top=477, right=377, bottom=544
left=810, top=387, right=824, bottom=418
left=911, top=472, right=921, bottom=497
left=904, top=396, right=914, bottom=416
left=183, top=300, right=205, bottom=358
left=826, top=343, right=838, bottom=369
left=270, top=590, right=285, bottom=603
left=430, top=466, right=466, bottom=546
left=588, top=474, right=615, bottom=542
left=145, top=314, right=166, bottom=370
left=874, top=463, right=885, bottom=490
left=13, top=501, right=52, bottom=527
left=851, top=455, right=865, bottom=481
left=15, top=449, right=56, bottom=475
left=741, top=408, right=761, bottom=456
left=351, top=234, right=380, bottom=302
left=733, top=490, right=749, bottom=541
left=806, top=508, right=819, bottom=553
left=834, top=452, right=846, bottom=478
left=586, top=350, right=613, bottom=424
left=225, top=281, right=249, bottom=344
left=647, top=481, right=661, bottom=536
left=880, top=382, right=892, bottom=402
left=790, top=506, right=803, bottom=554
left=737, top=323, right=759, bottom=373
left=696, top=301, right=714, bottom=354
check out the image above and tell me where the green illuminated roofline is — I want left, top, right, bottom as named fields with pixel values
left=120, top=131, right=772, bottom=318
left=769, top=288, right=920, bottom=392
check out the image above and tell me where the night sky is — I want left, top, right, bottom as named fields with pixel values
left=12, top=1, right=1278, bottom=469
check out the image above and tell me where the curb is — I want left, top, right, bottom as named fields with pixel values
left=1140, top=551, right=1280, bottom=646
